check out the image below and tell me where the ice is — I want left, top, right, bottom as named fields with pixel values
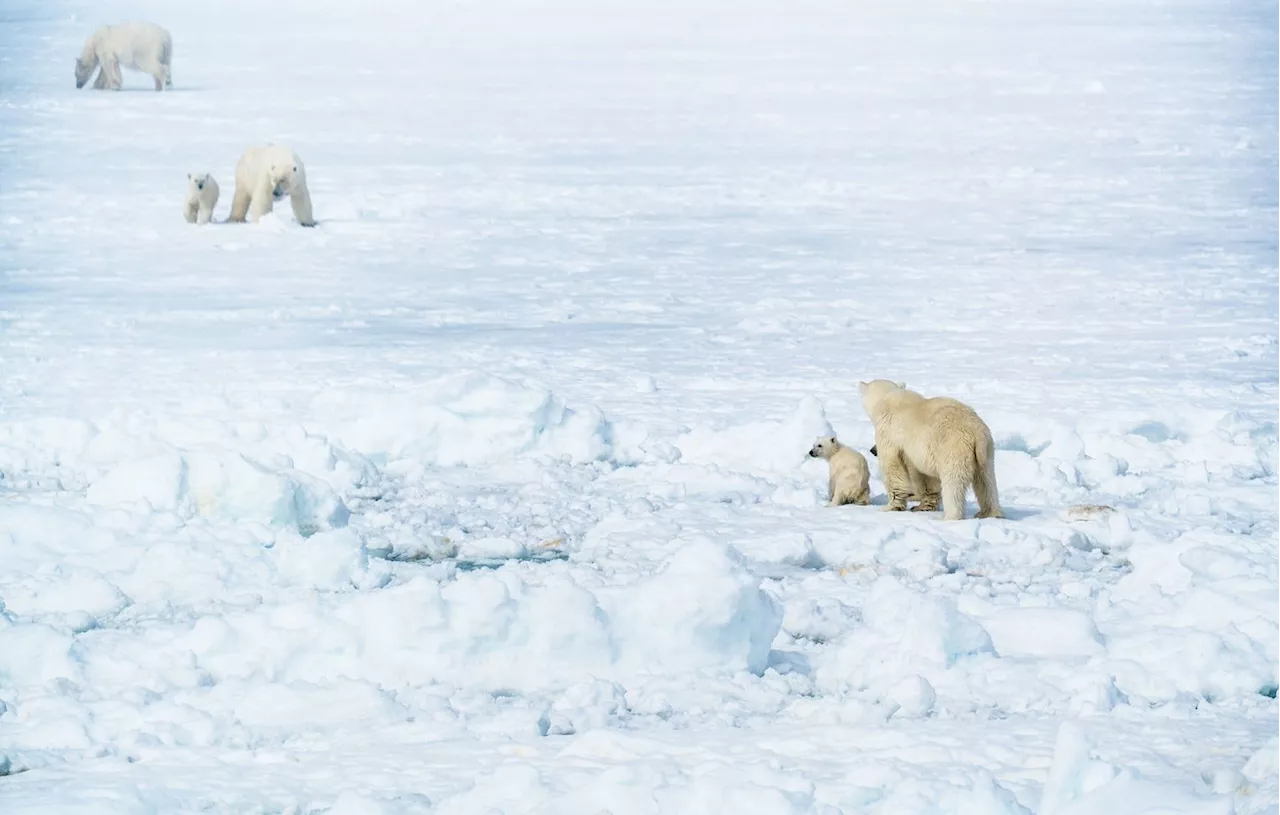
left=0, top=0, right=1275, bottom=810
left=612, top=540, right=783, bottom=677
left=310, top=372, right=615, bottom=468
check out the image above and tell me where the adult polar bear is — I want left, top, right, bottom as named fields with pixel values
left=228, top=145, right=317, bottom=227
left=75, top=22, right=172, bottom=91
left=860, top=379, right=1003, bottom=521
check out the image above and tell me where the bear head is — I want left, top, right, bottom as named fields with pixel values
left=268, top=162, right=301, bottom=201
left=74, top=56, right=97, bottom=89
left=187, top=172, right=213, bottom=193
left=808, top=436, right=842, bottom=460
left=858, top=379, right=907, bottom=418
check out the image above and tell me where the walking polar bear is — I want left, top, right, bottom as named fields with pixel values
left=184, top=173, right=219, bottom=225
left=859, top=380, right=1002, bottom=521
left=75, top=22, right=172, bottom=91
left=229, top=145, right=316, bottom=227
left=808, top=436, right=871, bottom=506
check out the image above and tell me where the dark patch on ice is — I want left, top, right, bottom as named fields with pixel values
left=999, top=434, right=1050, bottom=456
left=767, top=650, right=811, bottom=676
left=453, top=551, right=571, bottom=571
left=1127, top=420, right=1182, bottom=443
left=0, top=755, right=27, bottom=777
left=1259, top=683, right=1278, bottom=699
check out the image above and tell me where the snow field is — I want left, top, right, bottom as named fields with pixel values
left=0, top=0, right=1277, bottom=811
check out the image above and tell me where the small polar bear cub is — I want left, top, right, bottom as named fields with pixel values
left=859, top=379, right=1002, bottom=521
left=75, top=22, right=173, bottom=91
left=184, top=173, right=219, bottom=225
left=808, top=436, right=871, bottom=506
left=229, top=144, right=316, bottom=227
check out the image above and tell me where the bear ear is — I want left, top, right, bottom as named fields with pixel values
left=857, top=381, right=869, bottom=394
left=896, top=381, right=906, bottom=390
left=293, top=165, right=298, bottom=173
left=187, top=173, right=192, bottom=179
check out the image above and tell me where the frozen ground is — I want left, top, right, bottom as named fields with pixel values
left=0, top=0, right=1277, bottom=812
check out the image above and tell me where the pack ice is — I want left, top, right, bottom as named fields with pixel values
left=0, top=0, right=1275, bottom=812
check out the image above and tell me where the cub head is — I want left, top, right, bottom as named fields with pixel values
left=808, top=435, right=841, bottom=460
left=187, top=173, right=213, bottom=193
left=858, top=379, right=907, bottom=417
left=74, top=56, right=97, bottom=89
left=269, top=162, right=301, bottom=200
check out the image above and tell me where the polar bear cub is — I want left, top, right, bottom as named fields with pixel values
left=228, top=145, right=316, bottom=227
left=808, top=436, right=871, bottom=506
left=859, top=380, right=1002, bottom=521
left=184, top=173, right=219, bottom=225
left=75, top=22, right=173, bottom=91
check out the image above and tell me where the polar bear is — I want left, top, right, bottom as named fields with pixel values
left=808, top=436, right=871, bottom=506
left=75, top=22, right=173, bottom=91
left=869, top=444, right=940, bottom=511
left=859, top=380, right=1002, bottom=521
left=184, top=173, right=219, bottom=225
left=228, top=145, right=316, bottom=227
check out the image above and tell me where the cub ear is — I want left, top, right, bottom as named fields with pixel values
left=292, top=165, right=298, bottom=173
left=896, top=381, right=906, bottom=390
left=857, top=381, right=869, bottom=394
left=187, top=173, right=192, bottom=179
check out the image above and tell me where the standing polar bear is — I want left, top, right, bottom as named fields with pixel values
left=859, top=380, right=1002, bottom=521
left=228, top=145, right=316, bottom=227
left=808, top=436, right=871, bottom=506
left=184, top=173, right=220, bottom=225
left=75, top=22, right=173, bottom=91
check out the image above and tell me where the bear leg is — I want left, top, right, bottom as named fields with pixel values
left=101, top=56, right=122, bottom=90
left=878, top=446, right=913, bottom=512
left=940, top=476, right=970, bottom=521
left=910, top=473, right=941, bottom=511
left=973, top=465, right=1003, bottom=519
left=228, top=186, right=251, bottom=222
left=247, top=194, right=272, bottom=222
left=290, top=185, right=316, bottom=227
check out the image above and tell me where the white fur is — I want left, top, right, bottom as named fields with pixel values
left=228, top=145, right=316, bottom=227
left=75, top=22, right=172, bottom=91
left=184, top=173, right=220, bottom=225
left=859, top=379, right=1003, bottom=521
left=807, top=436, right=871, bottom=507
left=869, top=443, right=940, bottom=511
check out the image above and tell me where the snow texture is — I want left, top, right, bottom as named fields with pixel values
left=0, top=0, right=1275, bottom=812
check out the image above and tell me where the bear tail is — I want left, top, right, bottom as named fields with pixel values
left=972, top=431, right=1003, bottom=519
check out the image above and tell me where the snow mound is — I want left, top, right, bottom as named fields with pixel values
left=179, top=542, right=781, bottom=700
left=611, top=539, right=783, bottom=677
left=1040, top=722, right=1233, bottom=815
left=87, top=450, right=350, bottom=535
left=675, top=396, right=835, bottom=473
left=310, top=372, right=615, bottom=467
left=814, top=577, right=995, bottom=697
left=980, top=608, right=1104, bottom=659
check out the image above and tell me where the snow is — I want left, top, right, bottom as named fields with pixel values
left=0, top=0, right=1276, bottom=812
